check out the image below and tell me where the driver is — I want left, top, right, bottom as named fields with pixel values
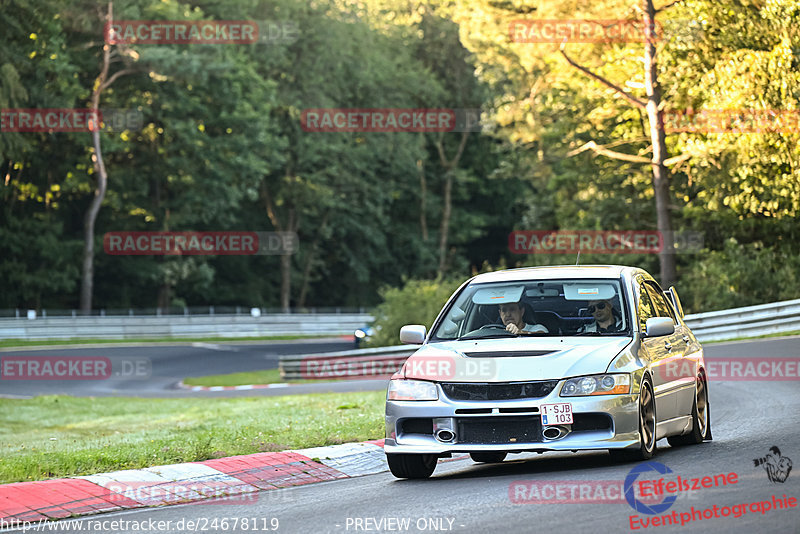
left=499, top=301, right=548, bottom=335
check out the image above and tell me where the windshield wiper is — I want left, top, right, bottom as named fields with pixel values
left=574, top=331, right=628, bottom=336
left=457, top=332, right=518, bottom=341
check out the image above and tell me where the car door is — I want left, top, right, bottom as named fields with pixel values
left=644, top=281, right=687, bottom=421
left=634, top=278, right=676, bottom=422
left=654, top=284, right=698, bottom=418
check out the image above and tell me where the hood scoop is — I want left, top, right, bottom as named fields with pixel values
left=462, top=350, right=556, bottom=358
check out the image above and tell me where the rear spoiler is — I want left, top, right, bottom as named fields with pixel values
left=663, top=286, right=684, bottom=319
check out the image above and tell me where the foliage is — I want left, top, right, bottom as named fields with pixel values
left=367, top=277, right=463, bottom=347
left=0, top=0, right=798, bottom=314
left=680, top=239, right=800, bottom=313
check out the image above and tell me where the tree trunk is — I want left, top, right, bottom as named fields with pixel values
left=560, top=1, right=680, bottom=288
left=297, top=211, right=329, bottom=308
left=279, top=253, right=291, bottom=312
left=435, top=131, right=470, bottom=277
left=80, top=2, right=134, bottom=312
left=80, top=5, right=114, bottom=313
left=437, top=170, right=453, bottom=274
left=642, top=0, right=676, bottom=287
left=418, top=156, right=428, bottom=242
left=262, top=180, right=296, bottom=313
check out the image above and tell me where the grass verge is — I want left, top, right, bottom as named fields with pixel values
left=0, top=391, right=384, bottom=484
left=0, top=335, right=341, bottom=349
left=182, top=369, right=332, bottom=387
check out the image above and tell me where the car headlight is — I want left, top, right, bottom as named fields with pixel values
left=387, top=379, right=438, bottom=401
left=560, top=374, right=630, bottom=396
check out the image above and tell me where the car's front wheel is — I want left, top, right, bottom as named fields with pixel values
left=470, top=452, right=507, bottom=463
left=668, top=373, right=711, bottom=446
left=609, top=376, right=656, bottom=462
left=386, top=453, right=438, bottom=479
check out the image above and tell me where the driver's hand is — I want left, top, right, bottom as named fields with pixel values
left=506, top=323, right=521, bottom=335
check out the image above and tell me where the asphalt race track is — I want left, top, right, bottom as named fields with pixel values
left=0, top=338, right=367, bottom=398
left=2, top=336, right=799, bottom=533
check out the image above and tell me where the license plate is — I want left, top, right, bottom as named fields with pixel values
left=540, top=403, right=573, bottom=425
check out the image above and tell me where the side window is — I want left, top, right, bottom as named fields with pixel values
left=636, top=283, right=656, bottom=332
left=645, top=282, right=676, bottom=322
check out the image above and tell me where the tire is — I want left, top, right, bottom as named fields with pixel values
left=609, top=376, right=657, bottom=462
left=470, top=452, right=507, bottom=464
left=668, top=374, right=710, bottom=447
left=386, top=453, right=438, bottom=479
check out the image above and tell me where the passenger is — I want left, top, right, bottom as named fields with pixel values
left=579, top=299, right=623, bottom=333
left=498, top=301, right=548, bottom=335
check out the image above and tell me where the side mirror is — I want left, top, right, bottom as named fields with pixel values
left=644, top=317, right=675, bottom=338
left=399, top=324, right=426, bottom=345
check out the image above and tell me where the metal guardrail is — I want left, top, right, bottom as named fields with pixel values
left=282, top=298, right=800, bottom=380
left=683, top=298, right=800, bottom=342
left=279, top=346, right=414, bottom=380
left=0, top=313, right=372, bottom=340
left=0, top=306, right=367, bottom=318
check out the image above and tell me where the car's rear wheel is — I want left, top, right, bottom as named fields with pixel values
left=386, top=453, right=438, bottom=479
left=470, top=452, right=507, bottom=463
left=668, top=373, right=710, bottom=446
left=609, top=376, right=656, bottom=462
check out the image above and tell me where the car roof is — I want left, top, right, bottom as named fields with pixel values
left=468, top=265, right=644, bottom=284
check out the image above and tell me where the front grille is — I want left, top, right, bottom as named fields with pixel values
left=441, top=380, right=558, bottom=401
left=457, top=416, right=541, bottom=444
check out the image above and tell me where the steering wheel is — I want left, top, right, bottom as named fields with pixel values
left=479, top=323, right=507, bottom=329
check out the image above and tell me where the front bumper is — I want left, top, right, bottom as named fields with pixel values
left=384, top=383, right=640, bottom=454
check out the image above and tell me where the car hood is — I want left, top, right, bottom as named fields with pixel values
left=401, top=337, right=632, bottom=383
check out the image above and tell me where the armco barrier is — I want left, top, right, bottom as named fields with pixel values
left=0, top=313, right=372, bottom=341
left=279, top=346, right=414, bottom=380
left=2, top=298, right=798, bottom=344
left=683, top=298, right=800, bottom=342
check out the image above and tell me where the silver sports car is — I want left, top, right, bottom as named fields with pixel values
left=384, top=265, right=711, bottom=479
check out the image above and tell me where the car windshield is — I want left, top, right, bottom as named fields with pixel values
left=430, top=278, right=630, bottom=340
